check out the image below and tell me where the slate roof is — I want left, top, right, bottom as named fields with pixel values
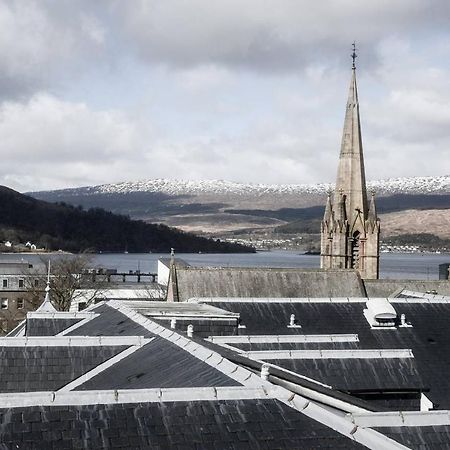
left=26, top=318, right=81, bottom=336
left=0, top=345, right=127, bottom=392
left=66, top=303, right=154, bottom=337
left=376, top=426, right=450, bottom=450
left=76, top=337, right=241, bottom=390
left=200, top=299, right=450, bottom=409
left=267, top=358, right=424, bottom=392
left=3, top=295, right=450, bottom=449
left=0, top=399, right=366, bottom=450
left=176, top=267, right=366, bottom=299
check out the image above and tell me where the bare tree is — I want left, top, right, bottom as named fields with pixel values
left=24, top=255, right=107, bottom=311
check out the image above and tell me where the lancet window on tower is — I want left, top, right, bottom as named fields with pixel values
left=351, top=231, right=360, bottom=269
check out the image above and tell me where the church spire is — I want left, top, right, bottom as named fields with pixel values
left=320, top=45, right=380, bottom=280
left=334, top=42, right=368, bottom=223
left=166, top=248, right=180, bottom=302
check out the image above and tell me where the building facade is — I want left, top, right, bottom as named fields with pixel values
left=320, top=56, right=380, bottom=279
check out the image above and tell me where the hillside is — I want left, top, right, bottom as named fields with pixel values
left=0, top=186, right=252, bottom=253
left=29, top=175, right=450, bottom=237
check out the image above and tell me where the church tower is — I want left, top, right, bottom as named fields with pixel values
left=320, top=45, right=380, bottom=279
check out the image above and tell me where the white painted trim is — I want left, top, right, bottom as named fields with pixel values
left=348, top=410, right=450, bottom=427
left=150, top=315, right=238, bottom=321
left=208, top=334, right=360, bottom=344
left=242, top=349, right=414, bottom=360
left=0, top=386, right=276, bottom=408
left=0, top=336, right=151, bottom=347
left=57, top=314, right=100, bottom=336
left=27, top=312, right=97, bottom=320
left=58, top=340, right=154, bottom=392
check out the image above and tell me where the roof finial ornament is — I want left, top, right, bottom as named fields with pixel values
left=36, top=259, right=57, bottom=312
left=45, top=260, right=51, bottom=294
left=351, top=41, right=357, bottom=69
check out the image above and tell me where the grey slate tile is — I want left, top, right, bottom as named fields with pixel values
left=76, top=337, right=241, bottom=389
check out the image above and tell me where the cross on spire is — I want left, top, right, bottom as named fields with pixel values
left=351, top=41, right=357, bottom=69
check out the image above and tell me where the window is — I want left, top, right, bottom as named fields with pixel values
left=18, top=279, right=24, bottom=288
left=17, top=298, right=24, bottom=309
left=1, top=298, right=8, bottom=309
left=2, top=279, right=7, bottom=288
left=34, top=279, right=39, bottom=288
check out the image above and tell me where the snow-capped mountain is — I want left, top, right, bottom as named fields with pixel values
left=32, top=175, right=450, bottom=198
left=29, top=175, right=449, bottom=235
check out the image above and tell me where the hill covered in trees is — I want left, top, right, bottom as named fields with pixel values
left=0, top=186, right=253, bottom=253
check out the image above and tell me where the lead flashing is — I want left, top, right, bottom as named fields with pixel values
left=208, top=334, right=360, bottom=344
left=242, top=349, right=414, bottom=360
left=27, top=312, right=98, bottom=320
left=348, top=410, right=450, bottom=427
left=0, top=336, right=151, bottom=347
left=0, top=386, right=275, bottom=408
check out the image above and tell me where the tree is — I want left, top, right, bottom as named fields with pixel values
left=24, top=255, right=107, bottom=311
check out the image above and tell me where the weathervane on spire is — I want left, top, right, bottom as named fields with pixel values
left=351, top=41, right=357, bottom=69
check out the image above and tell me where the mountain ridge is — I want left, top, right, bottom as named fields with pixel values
left=29, top=175, right=450, bottom=198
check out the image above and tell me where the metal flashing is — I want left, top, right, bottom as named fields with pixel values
left=208, top=334, right=360, bottom=344
left=0, top=336, right=151, bottom=347
left=240, top=349, right=414, bottom=360
left=348, top=410, right=450, bottom=427
left=0, top=386, right=276, bottom=408
left=27, top=311, right=98, bottom=320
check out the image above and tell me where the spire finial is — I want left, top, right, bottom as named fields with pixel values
left=45, top=260, right=51, bottom=293
left=351, top=41, right=357, bottom=69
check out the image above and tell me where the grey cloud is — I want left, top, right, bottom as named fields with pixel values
left=0, top=0, right=107, bottom=99
left=113, top=0, right=450, bottom=71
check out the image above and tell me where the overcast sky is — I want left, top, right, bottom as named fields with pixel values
left=0, top=0, right=449, bottom=192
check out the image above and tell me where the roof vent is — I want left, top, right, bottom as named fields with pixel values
left=170, top=318, right=177, bottom=329
left=187, top=324, right=194, bottom=338
left=287, top=314, right=301, bottom=329
left=363, top=298, right=397, bottom=328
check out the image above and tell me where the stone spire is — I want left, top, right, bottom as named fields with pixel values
left=165, top=248, right=180, bottom=302
left=320, top=44, right=380, bottom=280
left=334, top=50, right=368, bottom=223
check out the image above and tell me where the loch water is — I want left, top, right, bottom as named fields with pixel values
left=92, top=251, right=449, bottom=280
left=2, top=251, right=449, bottom=280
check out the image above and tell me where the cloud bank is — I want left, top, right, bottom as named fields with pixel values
left=0, top=0, right=449, bottom=191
